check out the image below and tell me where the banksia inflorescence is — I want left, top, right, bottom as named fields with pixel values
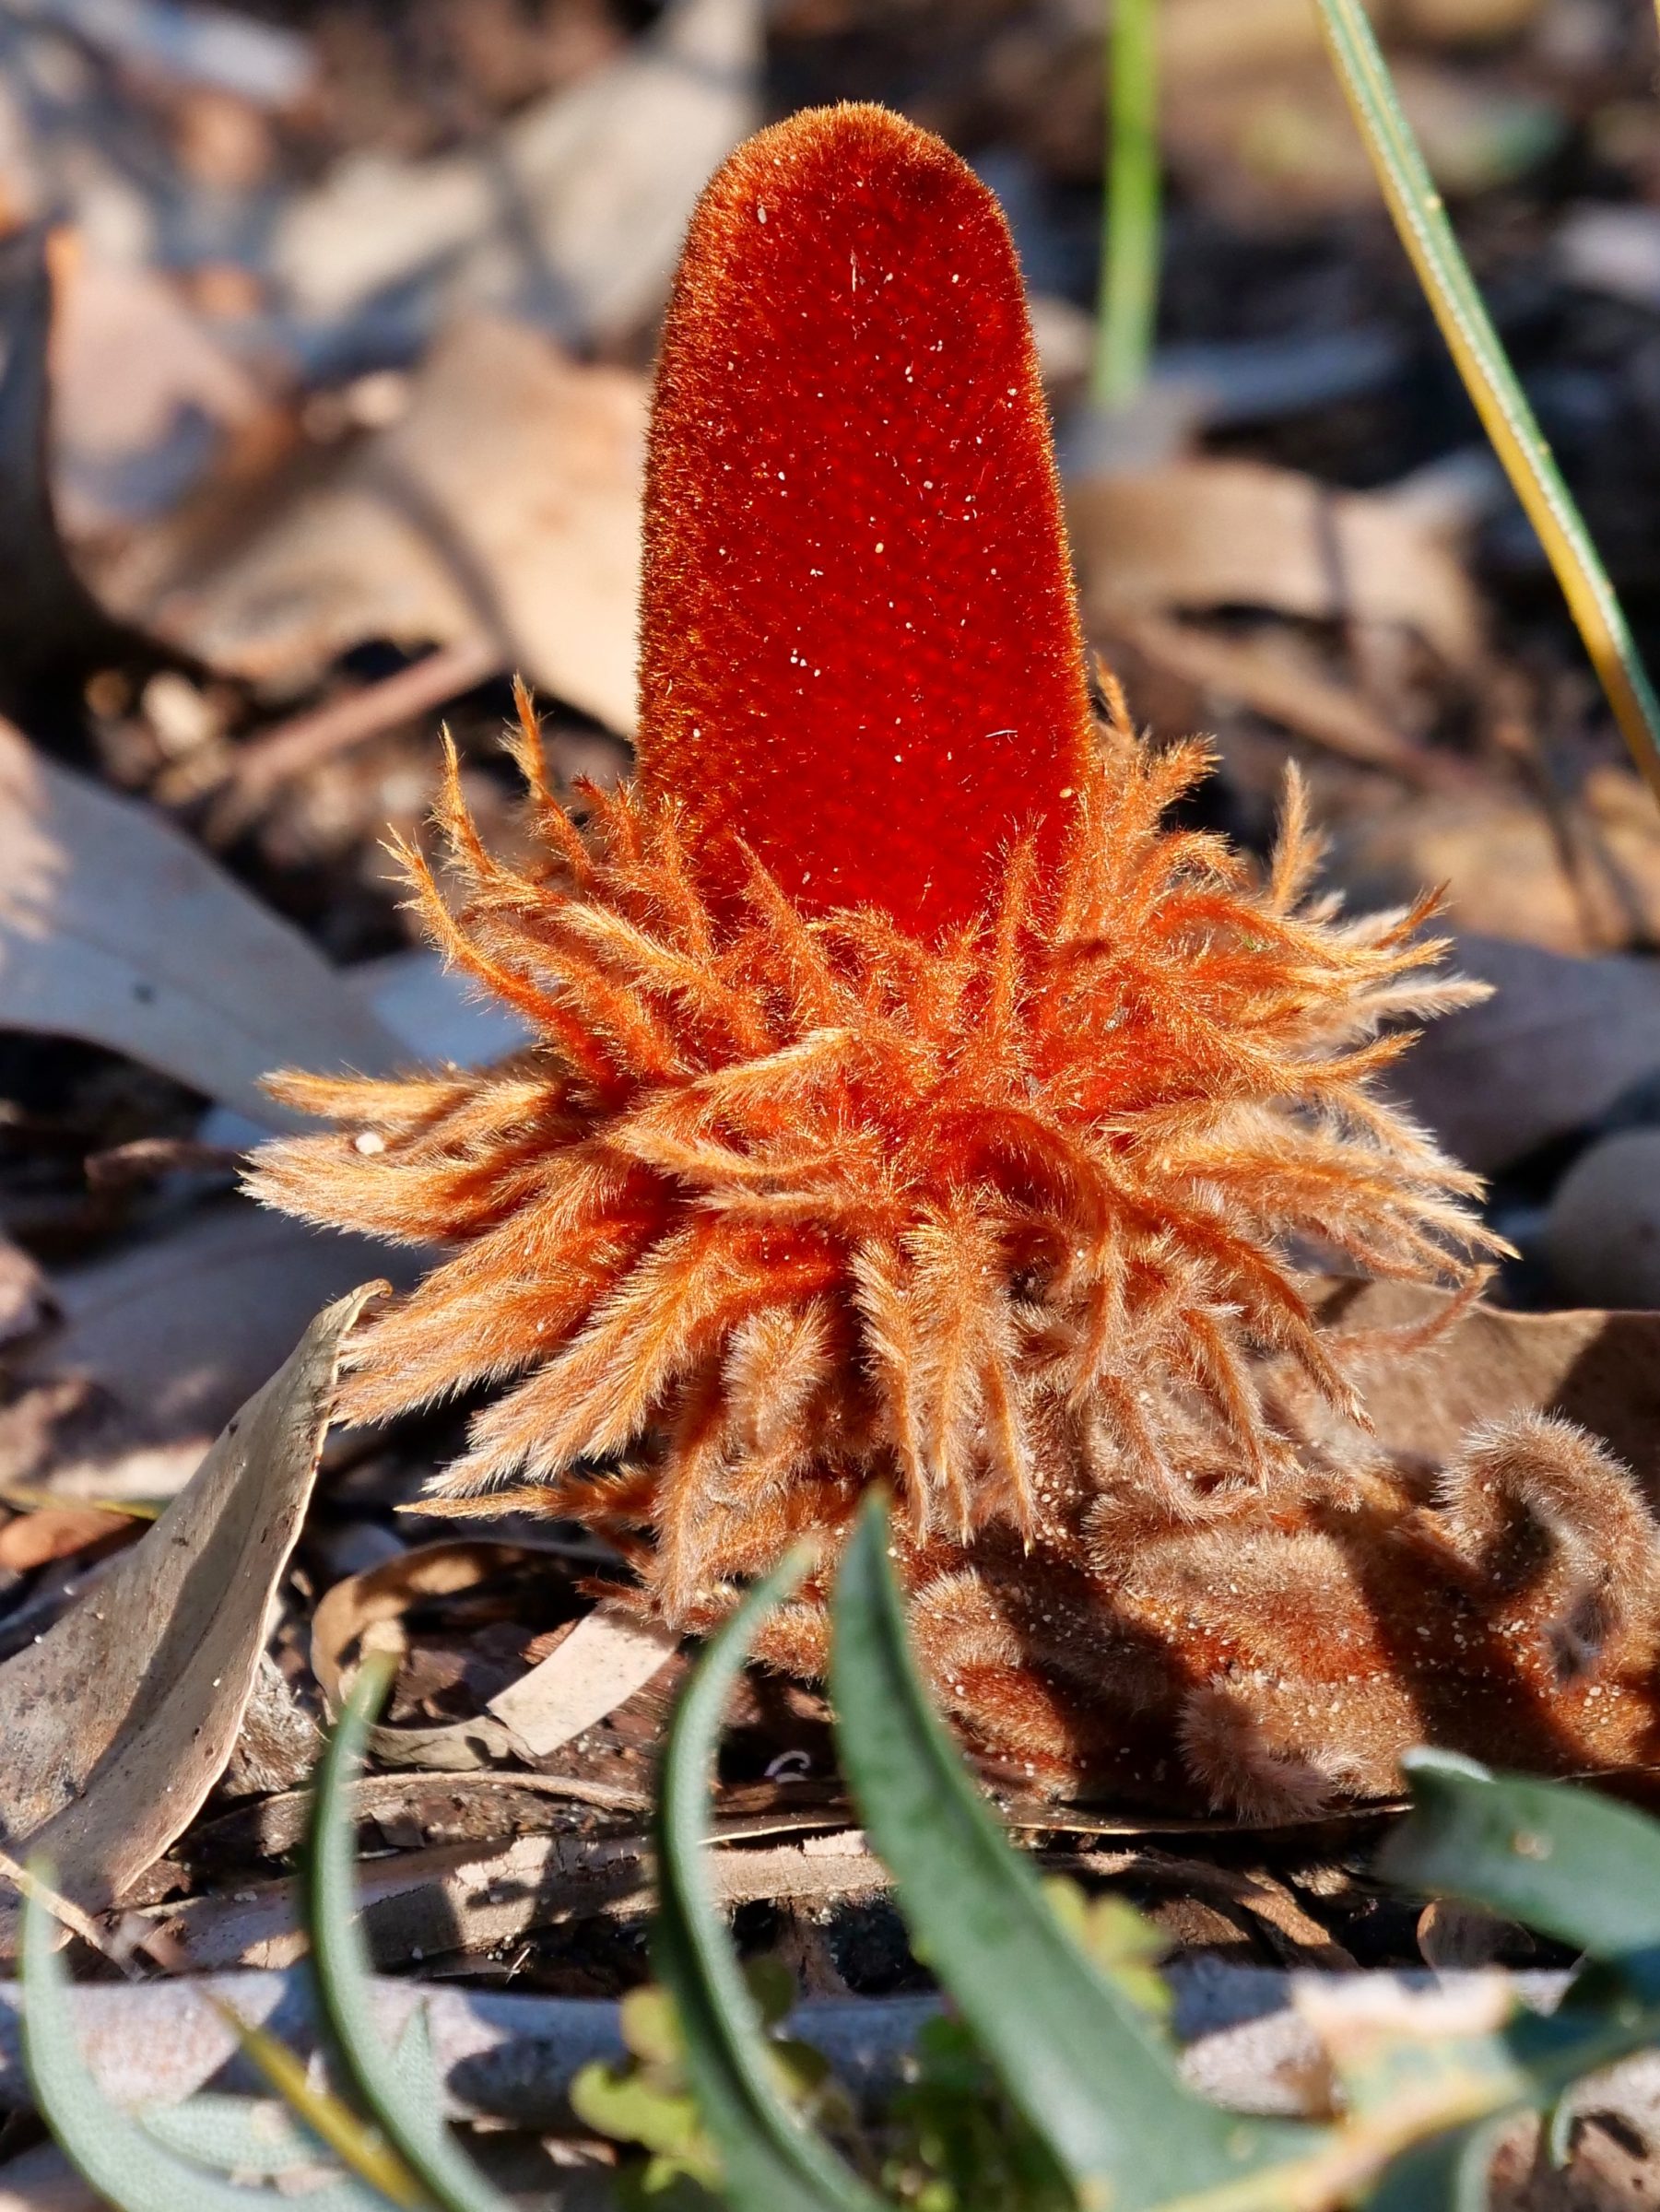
left=253, top=104, right=1660, bottom=1816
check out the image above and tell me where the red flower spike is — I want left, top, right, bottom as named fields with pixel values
left=637, top=102, right=1094, bottom=935
left=250, top=107, right=1660, bottom=1820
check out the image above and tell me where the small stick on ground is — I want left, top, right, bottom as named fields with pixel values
left=202, top=636, right=501, bottom=844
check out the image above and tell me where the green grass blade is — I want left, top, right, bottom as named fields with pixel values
left=19, top=1873, right=384, bottom=2212
left=1314, top=0, right=1660, bottom=809
left=653, top=1544, right=884, bottom=2212
left=139, top=2095, right=335, bottom=2179
left=828, top=1492, right=1297, bottom=2207
left=1093, top=0, right=1162, bottom=410
left=205, top=1993, right=428, bottom=2208
left=1380, top=1750, right=1660, bottom=1958
left=308, top=1651, right=505, bottom=2212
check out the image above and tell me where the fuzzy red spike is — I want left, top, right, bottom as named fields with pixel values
left=636, top=103, right=1096, bottom=936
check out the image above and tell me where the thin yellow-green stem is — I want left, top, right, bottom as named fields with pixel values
left=1092, top=0, right=1161, bottom=412
left=1315, top=0, right=1660, bottom=811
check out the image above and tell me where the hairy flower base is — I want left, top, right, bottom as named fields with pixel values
left=724, top=1402, right=1660, bottom=1818
left=250, top=696, right=1572, bottom=1811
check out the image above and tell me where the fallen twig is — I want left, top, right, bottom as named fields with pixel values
left=198, top=636, right=500, bottom=843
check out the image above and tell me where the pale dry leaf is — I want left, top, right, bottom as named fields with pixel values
left=219, top=1652, right=323, bottom=1799
left=136, top=1829, right=891, bottom=1973
left=0, top=720, right=403, bottom=1125
left=1545, top=1129, right=1660, bottom=1312
left=0, top=1202, right=418, bottom=1500
left=1340, top=765, right=1660, bottom=956
left=270, top=0, right=757, bottom=345
left=1160, top=53, right=1558, bottom=222
left=0, top=1965, right=942, bottom=2126
left=104, top=318, right=648, bottom=733
left=312, top=1537, right=536, bottom=1770
left=1103, top=605, right=1441, bottom=779
left=0, top=1284, right=381, bottom=1919
left=1306, top=1275, right=1660, bottom=1490
left=486, top=1603, right=680, bottom=1759
left=312, top=1536, right=532, bottom=1710
left=51, top=253, right=271, bottom=538
left=0, top=1503, right=132, bottom=1573
left=1394, top=0, right=1545, bottom=40
left=1068, top=457, right=1484, bottom=672
left=1416, top=1898, right=1514, bottom=1971
left=1158, top=0, right=1543, bottom=84
left=0, top=1237, right=49, bottom=1352
left=1389, top=932, right=1660, bottom=1175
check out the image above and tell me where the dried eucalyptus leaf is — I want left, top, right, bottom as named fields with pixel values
left=0, top=721, right=402, bottom=1126
left=0, top=1285, right=382, bottom=1924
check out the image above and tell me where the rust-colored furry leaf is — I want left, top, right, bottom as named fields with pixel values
left=251, top=712, right=1496, bottom=1585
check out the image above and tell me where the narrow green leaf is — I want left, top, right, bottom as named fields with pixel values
left=828, top=1492, right=1299, bottom=2208
left=19, top=1874, right=383, bottom=2212
left=653, top=1545, right=884, bottom=2212
left=308, top=1651, right=506, bottom=2212
left=1313, top=0, right=1660, bottom=809
left=1380, top=1751, right=1660, bottom=1958
left=139, top=2095, right=333, bottom=2179
left=1092, top=0, right=1161, bottom=411
left=206, top=1992, right=427, bottom=2208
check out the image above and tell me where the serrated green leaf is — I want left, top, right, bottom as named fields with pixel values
left=829, top=1493, right=1302, bottom=2208
left=620, top=1984, right=688, bottom=2070
left=1042, top=1879, right=1171, bottom=2027
left=308, top=1650, right=507, bottom=2212
left=19, top=1874, right=385, bottom=2212
left=570, top=2058, right=716, bottom=2173
left=653, top=1545, right=885, bottom=2212
left=1381, top=1751, right=1660, bottom=1968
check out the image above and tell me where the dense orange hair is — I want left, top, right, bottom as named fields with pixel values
left=249, top=105, right=1660, bottom=1814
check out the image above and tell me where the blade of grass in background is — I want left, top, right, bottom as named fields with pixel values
left=1091, top=0, right=1160, bottom=411
left=1314, top=0, right=1660, bottom=809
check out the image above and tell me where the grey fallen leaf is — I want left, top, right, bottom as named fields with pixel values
left=311, top=1538, right=537, bottom=1772
left=487, top=1605, right=680, bottom=1759
left=1297, top=1276, right=1660, bottom=1500
left=53, top=253, right=272, bottom=538
left=0, top=1284, right=380, bottom=1918
left=272, top=0, right=757, bottom=346
left=0, top=1966, right=936, bottom=2124
left=198, top=941, right=536, bottom=1153
left=0, top=1235, right=51, bottom=1351
left=0, top=1206, right=417, bottom=1500
left=0, top=721, right=403, bottom=1126
left=105, top=316, right=648, bottom=735
left=218, top=1652, right=323, bottom=1800
left=11, top=0, right=313, bottom=105
left=353, top=945, right=535, bottom=1071
left=1388, top=932, right=1660, bottom=1175
left=1555, top=202, right=1660, bottom=312
left=3, top=942, right=493, bottom=1504
left=1545, top=1127, right=1660, bottom=1311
